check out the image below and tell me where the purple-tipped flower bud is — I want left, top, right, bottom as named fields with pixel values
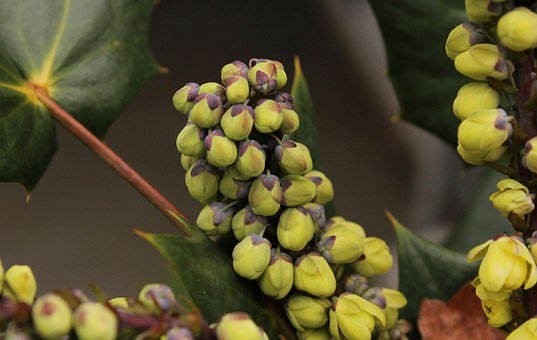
left=248, top=61, right=278, bottom=94
left=196, top=202, right=234, bottom=236
left=258, top=249, right=294, bottom=299
left=231, top=205, right=268, bottom=241
left=138, top=283, right=177, bottom=313
left=221, top=105, right=255, bottom=141
left=185, top=160, right=220, bottom=203
left=445, top=22, right=487, bottom=60
left=294, top=253, right=336, bottom=298
left=176, top=122, right=207, bottom=157
left=344, top=274, right=370, bottom=295
left=254, top=99, right=283, bottom=133
left=235, top=140, right=266, bottom=178
left=205, top=129, right=238, bottom=167
left=221, top=61, right=249, bottom=84
left=303, top=202, right=326, bottom=231
left=249, top=174, right=283, bottom=216
left=232, top=234, right=272, bottom=279
left=226, top=76, right=250, bottom=104
left=172, top=82, right=199, bottom=114
left=277, top=207, right=315, bottom=251
left=276, top=141, right=314, bottom=175
left=304, top=170, right=334, bottom=205
left=219, top=171, right=252, bottom=200
left=189, top=93, right=224, bottom=128
left=281, top=175, right=317, bottom=207
left=279, top=102, right=300, bottom=134
left=198, top=82, right=227, bottom=102
left=318, top=223, right=365, bottom=264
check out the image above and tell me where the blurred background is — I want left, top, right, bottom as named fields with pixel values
left=0, top=0, right=473, bottom=296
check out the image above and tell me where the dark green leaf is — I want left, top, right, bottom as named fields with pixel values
left=369, top=0, right=467, bottom=145
left=387, top=212, right=478, bottom=322
left=0, top=0, right=161, bottom=190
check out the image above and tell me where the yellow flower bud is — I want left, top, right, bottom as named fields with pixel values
left=318, top=223, right=365, bottom=264
left=454, top=44, right=508, bottom=81
left=185, top=160, right=219, bottom=203
left=249, top=174, right=283, bottom=216
left=294, top=253, right=336, bottom=298
left=329, top=293, right=386, bottom=340
left=196, top=202, right=234, bottom=236
left=219, top=171, right=251, bottom=200
left=221, top=105, right=255, bottom=141
left=108, top=297, right=129, bottom=309
left=172, top=83, right=199, bottom=114
left=73, top=302, right=118, bottom=340
left=304, top=170, right=334, bottom=205
left=297, top=327, right=331, bottom=340
left=276, top=141, right=314, bottom=175
left=326, top=220, right=366, bottom=238
left=446, top=23, right=486, bottom=60
left=205, top=129, right=237, bottom=168
left=176, top=122, right=207, bottom=157
left=180, top=154, right=200, bottom=171
left=254, top=99, right=283, bottom=133
left=258, top=249, right=294, bottom=299
left=189, top=93, right=224, bottom=128
left=279, top=102, right=300, bottom=134
left=248, top=61, right=278, bottom=94
left=324, top=216, right=347, bottom=230
left=465, top=0, right=502, bottom=22
left=225, top=76, right=250, bottom=104
left=452, top=82, right=500, bottom=120
left=198, top=82, right=226, bottom=102
left=281, top=175, right=317, bottom=207
left=498, top=7, right=537, bottom=52
left=228, top=164, right=252, bottom=180
left=286, top=293, right=331, bottom=331
left=138, top=283, right=177, bottom=313
left=506, top=317, right=537, bottom=340
left=489, top=179, right=534, bottom=219
left=3, top=265, right=36, bottom=304
left=0, top=259, right=3, bottom=293
left=216, top=312, right=267, bottom=340
left=523, top=137, right=537, bottom=174
left=231, top=205, right=267, bottom=241
left=352, top=237, right=393, bottom=277
left=221, top=60, right=248, bottom=84
left=269, top=59, right=288, bottom=89
left=457, top=108, right=512, bottom=165
left=235, top=140, right=266, bottom=178
left=32, top=293, right=73, bottom=339
left=473, top=277, right=513, bottom=327
left=232, top=234, right=271, bottom=279
left=468, top=235, right=537, bottom=292
left=277, top=207, right=315, bottom=251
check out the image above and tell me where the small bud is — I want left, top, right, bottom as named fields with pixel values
left=181, top=154, right=200, bottom=171
left=277, top=207, right=315, bottom=251
left=232, top=234, right=271, bottom=279
left=304, top=170, right=334, bottom=205
left=249, top=174, right=283, bottom=216
left=505, top=317, right=537, bottom=339
left=219, top=171, right=251, bottom=200
left=176, top=122, right=207, bottom=157
left=275, top=92, right=294, bottom=104
left=221, top=60, right=249, bottom=84
left=138, top=283, right=177, bottom=313
left=231, top=205, right=268, bottom=241
left=497, top=7, right=537, bottom=52
left=285, top=293, right=331, bottom=331
left=205, top=129, right=238, bottom=167
left=329, top=293, right=386, bottom=340
left=189, top=93, right=224, bottom=128
left=221, top=105, right=255, bottom=141
left=258, top=249, right=294, bottom=299
left=196, top=202, right=234, bottom=236
left=165, top=327, right=195, bottom=340
left=73, top=302, right=118, bottom=340
left=254, top=99, right=283, bottom=133
left=279, top=102, right=300, bottom=134
left=303, top=202, right=327, bottom=231
left=326, top=220, right=366, bottom=238
left=228, top=163, right=253, bottom=180
left=248, top=61, right=278, bottom=94
left=3, top=265, right=36, bottom=304
left=294, top=253, right=336, bottom=298
left=457, top=108, right=512, bottom=165
left=452, top=82, right=500, bottom=120
left=523, top=137, right=537, bottom=174
left=216, top=312, right=267, bottom=340
left=226, top=76, right=250, bottom=104
left=198, top=82, right=226, bottom=102
left=489, top=179, right=534, bottom=220
left=281, top=175, right=317, bottom=207
left=465, top=0, right=503, bottom=22
left=454, top=44, right=508, bottom=81
left=297, top=327, right=331, bottom=340
left=445, top=23, right=486, bottom=60
left=318, top=223, right=365, bottom=264
left=276, top=141, right=313, bottom=175
left=473, top=277, right=513, bottom=327
left=32, top=293, right=73, bottom=339
left=108, top=297, right=129, bottom=309
left=364, top=287, right=408, bottom=330
left=185, top=160, right=220, bottom=203
left=270, top=60, right=288, bottom=89
left=235, top=140, right=267, bottom=178
left=344, top=274, right=370, bottom=295
left=172, top=82, right=199, bottom=114
left=352, top=237, right=393, bottom=277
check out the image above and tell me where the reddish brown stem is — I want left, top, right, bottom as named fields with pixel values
left=31, top=84, right=190, bottom=237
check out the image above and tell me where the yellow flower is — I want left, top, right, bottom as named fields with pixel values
left=489, top=179, right=534, bottom=219
left=452, top=82, right=500, bottom=120
left=352, top=237, right=393, bottom=277
left=506, top=317, right=537, bottom=340
left=465, top=0, right=502, bottom=22
left=3, top=265, right=37, bottom=304
left=454, top=44, right=508, bottom=81
left=216, top=312, right=267, bottom=340
left=498, top=7, right=537, bottom=52
left=294, top=253, right=336, bottom=298
left=473, top=277, right=513, bottom=327
left=523, top=137, right=537, bottom=174
left=285, top=293, right=331, bottom=331
left=446, top=23, right=485, bottom=60
left=381, top=288, right=408, bottom=330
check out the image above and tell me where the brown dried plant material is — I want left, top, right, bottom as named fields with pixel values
left=417, top=283, right=506, bottom=340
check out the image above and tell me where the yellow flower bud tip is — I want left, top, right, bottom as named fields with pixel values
left=296, top=327, right=331, bottom=340
left=236, top=139, right=266, bottom=178
left=254, top=99, right=284, bottom=133
left=279, top=101, right=300, bottom=134
left=172, top=82, right=199, bottom=114
left=446, top=22, right=486, bottom=60
left=225, top=75, right=250, bottom=104
left=452, top=82, right=501, bottom=120
left=506, top=317, right=537, bottom=339
left=232, top=234, right=272, bottom=280
left=231, top=205, right=268, bottom=241
left=197, top=202, right=234, bottom=236
left=221, top=60, right=249, bottom=84
left=318, top=223, right=365, bottom=264
left=32, top=293, right=73, bottom=339
left=185, top=160, right=220, bottom=203
left=489, top=178, right=535, bottom=219
left=138, top=283, right=177, bottom=313
left=524, top=137, right=537, bottom=174
left=280, top=175, right=317, bottom=207
left=278, top=207, right=315, bottom=251
left=74, top=302, right=118, bottom=340
left=304, top=170, right=335, bottom=205
left=303, top=202, right=326, bottom=229
left=258, top=249, right=294, bottom=299
left=353, top=237, right=393, bottom=277
left=344, top=273, right=370, bottom=295
left=108, top=297, right=129, bottom=309
left=198, top=82, right=227, bottom=102
left=249, top=174, right=283, bottom=216
left=176, top=122, right=207, bottom=157
left=189, top=93, right=224, bottom=128
left=498, top=7, right=537, bottom=52
left=216, top=312, right=267, bottom=340
left=248, top=60, right=278, bottom=94
left=465, top=0, right=503, bottom=22
left=221, top=104, right=255, bottom=141
left=276, top=141, right=314, bottom=175
left=3, top=265, right=37, bottom=304
left=285, top=293, right=331, bottom=331
left=294, top=253, right=336, bottom=298
left=454, top=43, right=509, bottom=81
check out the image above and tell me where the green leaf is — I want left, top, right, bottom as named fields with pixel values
left=387, top=212, right=478, bottom=322
left=369, top=0, right=467, bottom=145
left=0, top=0, right=160, bottom=190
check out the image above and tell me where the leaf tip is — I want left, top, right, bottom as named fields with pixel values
left=384, top=210, right=405, bottom=230
left=133, top=228, right=153, bottom=241
left=159, top=66, right=170, bottom=74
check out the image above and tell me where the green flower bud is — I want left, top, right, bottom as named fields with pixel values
left=276, top=141, right=313, bottom=175
left=3, top=265, right=36, bottom=304
left=189, top=93, right=224, bottom=128
left=108, top=297, right=129, bottom=309
left=297, top=327, right=331, bottom=340
left=219, top=171, right=252, bottom=200
left=286, top=293, right=331, bottom=331
left=185, top=160, right=220, bottom=203
left=196, top=202, right=234, bottom=236
left=231, top=205, right=268, bottom=241
left=172, top=82, right=199, bottom=114
left=344, top=274, right=370, bottom=295
left=352, top=237, right=393, bottom=277
left=176, top=122, right=207, bottom=157
left=254, top=99, right=284, bottom=133
left=318, top=223, right=365, bottom=264
left=457, top=108, right=512, bottom=165
left=232, top=234, right=271, bottom=279
left=294, top=253, right=336, bottom=298
left=329, top=293, right=386, bottom=340
left=235, top=140, right=266, bottom=178
left=74, top=302, right=117, bottom=340
left=258, top=249, right=293, bottom=299
left=249, top=174, right=283, bottom=216
left=198, top=82, right=226, bottom=102
left=452, top=82, right=501, bottom=121
left=454, top=44, right=508, bottom=81
left=304, top=170, right=334, bottom=205
left=489, top=179, right=534, bottom=220
left=277, top=207, right=315, bottom=251
left=165, top=327, right=195, bottom=340
left=524, top=137, right=537, bottom=174
left=180, top=154, right=200, bottom=171
left=221, top=105, right=255, bottom=141
left=445, top=23, right=486, bottom=60
left=205, top=129, right=238, bottom=167
left=498, top=7, right=537, bottom=52
left=32, top=293, right=73, bottom=339
left=465, top=0, right=503, bottom=22
left=228, top=163, right=253, bottom=180
left=225, top=76, right=250, bottom=104
left=303, top=202, right=326, bottom=231
left=248, top=61, right=278, bottom=94
left=138, top=283, right=177, bottom=313
left=279, top=102, right=300, bottom=134
left=221, top=60, right=249, bottom=84
left=216, top=312, right=267, bottom=340
left=281, top=175, right=316, bottom=207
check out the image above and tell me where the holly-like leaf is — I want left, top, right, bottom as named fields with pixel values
left=387, top=212, right=478, bottom=322
left=369, top=0, right=467, bottom=145
left=0, top=0, right=161, bottom=190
